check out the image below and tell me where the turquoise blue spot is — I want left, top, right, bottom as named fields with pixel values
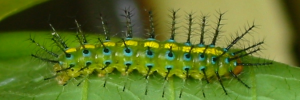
left=66, top=54, right=73, bottom=60
left=104, top=60, right=112, bottom=65
left=183, top=53, right=192, bottom=61
left=167, top=39, right=175, bottom=42
left=165, top=65, right=173, bottom=69
left=200, top=66, right=206, bottom=70
left=198, top=44, right=204, bottom=47
left=211, top=56, right=216, bottom=64
left=209, top=44, right=215, bottom=47
left=183, top=66, right=190, bottom=70
left=225, top=58, right=229, bottom=63
left=184, top=42, right=191, bottom=46
left=223, top=48, right=228, bottom=52
left=146, top=50, right=154, bottom=58
left=123, top=47, right=133, bottom=56
left=165, top=51, right=175, bottom=60
left=231, top=53, right=235, bottom=56
left=125, top=61, right=133, bottom=65
left=199, top=54, right=205, bottom=61
left=85, top=61, right=92, bottom=66
left=69, top=63, right=75, bottom=68
left=82, top=50, right=91, bottom=57
left=125, top=37, right=132, bottom=40
left=147, top=38, right=156, bottom=40
left=146, top=63, right=154, bottom=68
left=103, top=48, right=111, bottom=55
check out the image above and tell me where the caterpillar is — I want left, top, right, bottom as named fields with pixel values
left=30, top=8, right=272, bottom=98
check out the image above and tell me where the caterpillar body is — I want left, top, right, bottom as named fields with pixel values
left=30, top=9, right=272, bottom=98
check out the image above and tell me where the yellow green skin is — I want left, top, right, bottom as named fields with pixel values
left=54, top=38, right=238, bottom=85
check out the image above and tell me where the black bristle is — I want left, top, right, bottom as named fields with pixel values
left=169, top=9, right=180, bottom=41
left=31, top=54, right=59, bottom=63
left=99, top=13, right=110, bottom=40
left=210, top=12, right=225, bottom=46
left=122, top=7, right=134, bottom=39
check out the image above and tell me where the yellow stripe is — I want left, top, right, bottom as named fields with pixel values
left=182, top=46, right=191, bottom=52
left=80, top=44, right=95, bottom=49
left=164, top=43, right=179, bottom=51
left=121, top=40, right=138, bottom=46
left=144, top=41, right=159, bottom=48
left=104, top=42, right=116, bottom=46
left=65, top=41, right=225, bottom=56
left=66, top=48, right=77, bottom=53
left=85, top=44, right=95, bottom=49
left=183, top=46, right=224, bottom=55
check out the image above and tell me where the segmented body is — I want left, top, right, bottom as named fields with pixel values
left=30, top=9, right=272, bottom=98
left=54, top=38, right=240, bottom=85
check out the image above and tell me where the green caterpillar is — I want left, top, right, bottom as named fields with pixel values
left=30, top=9, right=272, bottom=98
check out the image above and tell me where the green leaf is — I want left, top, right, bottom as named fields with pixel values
left=0, top=32, right=300, bottom=100
left=0, top=0, right=48, bottom=21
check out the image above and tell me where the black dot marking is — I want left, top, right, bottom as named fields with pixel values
left=146, top=47, right=154, bottom=58
left=147, top=65, right=153, bottom=69
left=185, top=54, right=191, bottom=59
left=86, top=62, right=92, bottom=66
left=104, top=48, right=109, bottom=53
left=168, top=52, right=173, bottom=57
left=147, top=50, right=153, bottom=56
left=105, top=61, right=111, bottom=65
left=200, top=54, right=204, bottom=58
left=212, top=57, right=217, bottom=64
left=184, top=67, right=189, bottom=71
left=66, top=53, right=71, bottom=58
left=167, top=67, right=172, bottom=70
left=126, top=63, right=131, bottom=66
left=125, top=48, right=131, bottom=53
left=212, top=57, right=216, bottom=62
left=83, top=49, right=89, bottom=54
left=69, top=64, right=75, bottom=68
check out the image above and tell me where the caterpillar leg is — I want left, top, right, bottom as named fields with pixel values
left=122, top=63, right=131, bottom=91
left=101, top=62, right=111, bottom=87
left=215, top=71, right=228, bottom=95
left=179, top=67, right=190, bottom=98
left=162, top=67, right=172, bottom=98
left=229, top=70, right=250, bottom=88
left=144, top=64, right=153, bottom=95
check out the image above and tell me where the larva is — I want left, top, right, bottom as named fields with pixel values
left=30, top=8, right=272, bottom=98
